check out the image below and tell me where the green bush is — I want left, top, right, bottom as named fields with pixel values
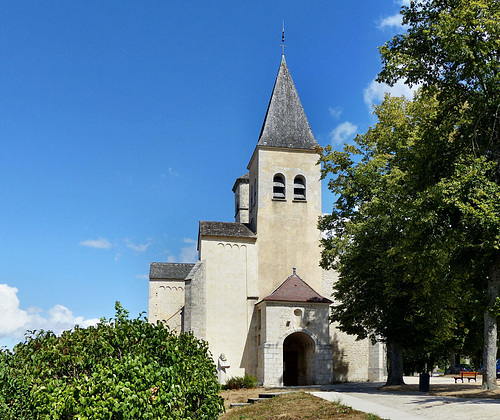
left=222, top=373, right=258, bottom=390
left=0, top=302, right=224, bottom=419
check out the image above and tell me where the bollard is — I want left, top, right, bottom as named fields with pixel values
left=419, top=373, right=430, bottom=392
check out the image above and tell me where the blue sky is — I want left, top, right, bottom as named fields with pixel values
left=0, top=0, right=415, bottom=348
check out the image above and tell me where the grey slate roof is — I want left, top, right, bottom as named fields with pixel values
left=199, top=221, right=256, bottom=238
left=262, top=273, right=332, bottom=304
left=257, top=55, right=318, bottom=150
left=232, top=172, right=249, bottom=192
left=149, top=262, right=195, bottom=280
left=237, top=172, right=250, bottom=181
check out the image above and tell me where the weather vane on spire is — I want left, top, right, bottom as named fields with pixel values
left=281, top=21, right=286, bottom=56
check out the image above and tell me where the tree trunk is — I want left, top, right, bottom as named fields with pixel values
left=385, top=342, right=405, bottom=386
left=482, top=258, right=500, bottom=390
left=448, top=351, right=456, bottom=374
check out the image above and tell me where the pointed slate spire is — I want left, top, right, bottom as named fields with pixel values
left=257, top=56, right=318, bottom=150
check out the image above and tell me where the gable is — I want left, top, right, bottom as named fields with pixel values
left=262, top=273, right=332, bottom=304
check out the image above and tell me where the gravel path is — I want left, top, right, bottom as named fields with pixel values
left=311, top=376, right=500, bottom=420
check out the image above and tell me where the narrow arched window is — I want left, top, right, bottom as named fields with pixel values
left=294, top=175, right=306, bottom=200
left=273, top=174, right=286, bottom=199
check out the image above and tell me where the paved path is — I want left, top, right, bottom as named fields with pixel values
left=310, top=376, right=500, bottom=420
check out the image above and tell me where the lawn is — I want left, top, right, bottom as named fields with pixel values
left=219, top=391, right=381, bottom=420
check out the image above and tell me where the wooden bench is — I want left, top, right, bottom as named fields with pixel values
left=453, top=371, right=478, bottom=383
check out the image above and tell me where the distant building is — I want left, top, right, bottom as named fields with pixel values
left=149, top=54, right=386, bottom=386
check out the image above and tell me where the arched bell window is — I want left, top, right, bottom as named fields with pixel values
left=294, top=175, right=306, bottom=200
left=273, top=174, right=286, bottom=199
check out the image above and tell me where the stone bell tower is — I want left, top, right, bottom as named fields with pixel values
left=246, top=54, right=323, bottom=297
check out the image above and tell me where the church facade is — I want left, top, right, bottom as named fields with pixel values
left=149, top=55, right=386, bottom=386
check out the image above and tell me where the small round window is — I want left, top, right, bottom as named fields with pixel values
left=294, top=309, right=302, bottom=317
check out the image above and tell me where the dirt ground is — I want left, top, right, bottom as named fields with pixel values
left=220, top=387, right=319, bottom=410
left=220, top=387, right=278, bottom=410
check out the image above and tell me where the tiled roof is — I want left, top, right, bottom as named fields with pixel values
left=149, top=262, right=195, bottom=280
left=257, top=55, right=318, bottom=150
left=262, top=273, right=332, bottom=304
left=199, top=221, right=256, bottom=238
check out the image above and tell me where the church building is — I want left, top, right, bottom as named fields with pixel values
left=149, top=53, right=386, bottom=386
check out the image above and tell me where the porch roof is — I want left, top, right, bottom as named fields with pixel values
left=261, top=272, right=332, bottom=304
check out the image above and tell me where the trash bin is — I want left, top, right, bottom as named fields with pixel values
left=419, top=373, right=430, bottom=392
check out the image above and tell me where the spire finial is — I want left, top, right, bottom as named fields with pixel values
left=281, top=21, right=286, bottom=56
left=293, top=266, right=296, bottom=275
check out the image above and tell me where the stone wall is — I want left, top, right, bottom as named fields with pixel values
left=257, top=301, right=333, bottom=386
left=322, top=269, right=387, bottom=382
left=248, top=148, right=323, bottom=297
left=184, top=261, right=206, bottom=338
left=198, top=236, right=258, bottom=380
left=148, top=279, right=185, bottom=332
left=233, top=176, right=249, bottom=223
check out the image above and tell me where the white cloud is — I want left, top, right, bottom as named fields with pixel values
left=329, top=106, right=342, bottom=119
left=330, top=121, right=358, bottom=145
left=179, top=240, right=198, bottom=262
left=136, top=274, right=149, bottom=280
left=124, top=238, right=152, bottom=253
left=0, top=284, right=99, bottom=346
left=378, top=0, right=414, bottom=31
left=26, top=306, right=43, bottom=314
left=363, top=79, right=419, bottom=111
left=80, top=237, right=112, bottom=249
left=0, top=284, right=29, bottom=335
left=165, top=238, right=198, bottom=263
left=379, top=14, right=404, bottom=30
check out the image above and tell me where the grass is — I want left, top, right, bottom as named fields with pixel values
left=219, top=391, right=381, bottom=420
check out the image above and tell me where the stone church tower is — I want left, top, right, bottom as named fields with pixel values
left=149, top=54, right=386, bottom=386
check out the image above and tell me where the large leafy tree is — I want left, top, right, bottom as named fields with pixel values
left=0, top=302, right=224, bottom=419
left=378, top=0, right=500, bottom=390
left=319, top=93, right=469, bottom=385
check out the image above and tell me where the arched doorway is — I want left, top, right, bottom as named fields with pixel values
left=283, top=332, right=315, bottom=386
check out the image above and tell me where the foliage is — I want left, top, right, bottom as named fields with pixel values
left=318, top=93, right=472, bottom=384
left=320, top=0, right=500, bottom=388
left=0, top=302, right=224, bottom=419
left=378, top=0, right=500, bottom=389
left=222, top=373, right=258, bottom=390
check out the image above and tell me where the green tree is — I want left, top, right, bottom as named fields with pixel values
left=378, top=0, right=500, bottom=390
left=0, top=302, right=224, bottom=419
left=319, top=93, right=468, bottom=385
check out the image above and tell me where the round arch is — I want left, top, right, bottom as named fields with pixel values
left=282, top=331, right=316, bottom=386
